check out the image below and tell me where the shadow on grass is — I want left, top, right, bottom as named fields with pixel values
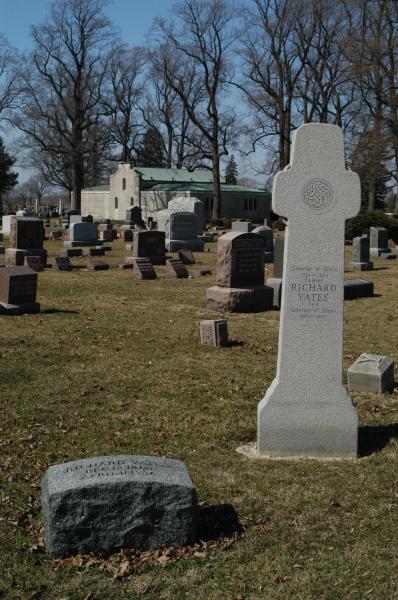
left=358, top=424, right=398, bottom=457
left=41, top=308, right=79, bottom=315
left=197, top=503, right=243, bottom=541
left=228, top=339, right=245, bottom=348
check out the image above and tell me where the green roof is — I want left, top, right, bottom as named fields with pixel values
left=134, top=167, right=215, bottom=183
left=82, top=184, right=110, bottom=192
left=146, top=182, right=265, bottom=194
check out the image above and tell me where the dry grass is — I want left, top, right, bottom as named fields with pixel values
left=0, top=233, right=397, bottom=600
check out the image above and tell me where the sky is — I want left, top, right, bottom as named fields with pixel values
left=0, top=0, right=175, bottom=51
left=0, top=0, right=263, bottom=186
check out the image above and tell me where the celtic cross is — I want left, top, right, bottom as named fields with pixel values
left=257, top=124, right=361, bottom=459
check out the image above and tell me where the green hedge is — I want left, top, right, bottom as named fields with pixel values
left=345, top=210, right=398, bottom=243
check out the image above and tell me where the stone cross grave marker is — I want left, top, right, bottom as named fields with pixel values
left=257, top=124, right=360, bottom=459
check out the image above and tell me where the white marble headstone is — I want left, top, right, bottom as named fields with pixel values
left=257, top=124, right=360, bottom=459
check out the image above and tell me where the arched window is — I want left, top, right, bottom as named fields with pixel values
left=114, top=197, right=118, bottom=209
left=122, top=178, right=126, bottom=190
left=130, top=197, right=134, bottom=206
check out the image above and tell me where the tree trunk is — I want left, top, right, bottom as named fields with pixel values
left=368, top=178, right=376, bottom=212
left=0, top=193, right=2, bottom=224
left=211, top=144, right=221, bottom=221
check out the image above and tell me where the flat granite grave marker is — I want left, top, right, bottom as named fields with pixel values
left=132, top=258, right=157, bottom=280
left=255, top=123, right=360, bottom=459
left=166, top=258, right=189, bottom=279
left=0, top=266, right=40, bottom=314
left=86, top=261, right=109, bottom=271
left=41, top=455, right=198, bottom=557
left=206, top=232, right=273, bottom=312
left=52, top=256, right=73, bottom=271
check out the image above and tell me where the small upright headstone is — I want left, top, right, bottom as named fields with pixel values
left=132, top=230, right=166, bottom=265
left=49, top=231, right=63, bottom=240
left=267, top=234, right=285, bottom=307
left=349, top=236, right=373, bottom=271
left=122, top=206, right=145, bottom=229
left=52, top=256, right=73, bottom=272
left=0, top=266, right=40, bottom=314
left=121, top=229, right=134, bottom=242
left=200, top=319, right=228, bottom=347
left=231, top=221, right=253, bottom=233
left=252, top=225, right=274, bottom=262
left=132, top=258, right=157, bottom=280
left=5, top=217, right=47, bottom=266
left=24, top=255, right=44, bottom=272
left=64, top=222, right=101, bottom=248
left=369, top=227, right=390, bottom=257
left=166, top=259, right=189, bottom=279
left=206, top=232, right=273, bottom=313
left=157, top=211, right=204, bottom=251
left=168, top=196, right=204, bottom=235
left=178, top=249, right=196, bottom=265
left=63, top=248, right=83, bottom=258
left=41, top=455, right=198, bottom=557
left=84, top=247, right=105, bottom=257
left=348, top=353, right=394, bottom=394
left=256, top=123, right=360, bottom=459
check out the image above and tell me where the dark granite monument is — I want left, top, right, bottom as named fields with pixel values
left=0, top=266, right=40, bottom=314
left=5, top=217, right=47, bottom=267
left=132, top=230, right=166, bottom=265
left=206, top=232, right=273, bottom=312
left=52, top=256, right=73, bottom=271
left=349, top=236, right=373, bottom=271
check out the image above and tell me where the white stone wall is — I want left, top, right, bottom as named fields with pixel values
left=81, top=191, right=110, bottom=220
left=109, top=163, right=140, bottom=220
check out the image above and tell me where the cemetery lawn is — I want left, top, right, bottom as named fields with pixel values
left=0, top=237, right=397, bottom=600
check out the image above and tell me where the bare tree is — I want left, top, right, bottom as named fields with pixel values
left=18, top=0, right=114, bottom=210
left=0, top=34, right=19, bottom=119
left=154, top=0, right=238, bottom=220
left=102, top=45, right=146, bottom=164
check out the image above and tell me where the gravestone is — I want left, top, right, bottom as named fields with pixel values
left=52, top=256, right=73, bottom=272
left=168, top=196, right=204, bottom=235
left=84, top=247, right=105, bottom=257
left=1, top=214, right=16, bottom=236
left=0, top=266, right=40, bottom=314
left=122, top=206, right=145, bottom=229
left=267, top=234, right=285, bottom=307
left=98, top=229, right=114, bottom=242
left=370, top=227, right=390, bottom=257
left=0, top=245, right=4, bottom=254
left=166, top=258, right=189, bottom=279
left=178, top=249, right=196, bottom=265
left=157, top=211, right=204, bottom=251
left=252, top=225, right=274, bottom=262
left=200, top=319, right=228, bottom=347
left=348, top=353, right=394, bottom=394
left=206, top=232, right=273, bottom=312
left=41, top=455, right=198, bottom=557
left=121, top=229, right=134, bottom=242
left=87, top=261, right=109, bottom=271
left=5, top=217, right=47, bottom=266
left=63, top=248, right=83, bottom=258
left=24, top=255, right=44, bottom=272
left=256, top=123, right=360, bottom=459
left=49, top=231, right=63, bottom=240
left=193, top=268, right=212, bottom=277
left=231, top=221, right=253, bottom=233
left=349, top=236, right=373, bottom=271
left=64, top=222, right=101, bottom=247
left=132, top=258, right=157, bottom=280
left=344, top=278, right=374, bottom=300
left=132, top=230, right=166, bottom=265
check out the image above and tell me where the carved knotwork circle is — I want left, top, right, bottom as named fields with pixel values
left=301, top=178, right=333, bottom=212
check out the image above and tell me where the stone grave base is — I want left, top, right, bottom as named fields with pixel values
left=236, top=442, right=354, bottom=461
left=206, top=285, right=273, bottom=313
left=5, top=248, right=47, bottom=267
left=0, top=301, right=40, bottom=315
left=266, top=277, right=282, bottom=308
left=370, top=248, right=390, bottom=257
left=379, top=253, right=396, bottom=260
left=349, top=261, right=373, bottom=271
left=344, top=279, right=374, bottom=300
left=63, top=240, right=103, bottom=248
left=256, top=383, right=358, bottom=459
left=167, top=239, right=205, bottom=252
